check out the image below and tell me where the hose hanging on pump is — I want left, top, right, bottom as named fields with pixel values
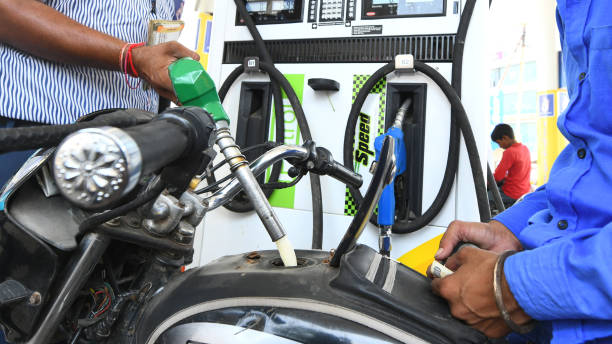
left=215, top=0, right=324, bottom=249
left=344, top=60, right=490, bottom=229
left=413, top=60, right=490, bottom=222
left=343, top=0, right=490, bottom=234
left=488, top=163, right=505, bottom=213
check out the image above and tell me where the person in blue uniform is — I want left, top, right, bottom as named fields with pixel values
left=431, top=1, right=612, bottom=343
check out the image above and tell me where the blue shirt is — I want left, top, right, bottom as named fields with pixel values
left=0, top=0, right=175, bottom=124
left=495, top=1, right=612, bottom=342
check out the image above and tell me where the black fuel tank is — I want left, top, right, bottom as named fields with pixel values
left=134, top=245, right=487, bottom=344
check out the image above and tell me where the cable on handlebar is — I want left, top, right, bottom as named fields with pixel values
left=79, top=177, right=166, bottom=233
left=261, top=173, right=304, bottom=190
left=0, top=109, right=151, bottom=154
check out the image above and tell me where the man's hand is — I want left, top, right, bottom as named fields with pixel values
left=0, top=0, right=199, bottom=104
left=431, top=247, right=531, bottom=338
left=132, top=41, right=200, bottom=103
left=435, top=220, right=522, bottom=261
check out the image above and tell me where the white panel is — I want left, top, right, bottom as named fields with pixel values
left=197, top=207, right=447, bottom=265
left=213, top=1, right=460, bottom=41
left=455, top=0, right=489, bottom=222
left=192, top=0, right=488, bottom=267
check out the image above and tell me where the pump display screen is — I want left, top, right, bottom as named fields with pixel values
left=362, top=0, right=445, bottom=19
left=237, top=0, right=303, bottom=25
left=245, top=0, right=295, bottom=13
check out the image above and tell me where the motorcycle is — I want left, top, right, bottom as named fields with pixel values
left=0, top=61, right=488, bottom=344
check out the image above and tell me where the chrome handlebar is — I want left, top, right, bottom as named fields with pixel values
left=199, top=144, right=309, bottom=212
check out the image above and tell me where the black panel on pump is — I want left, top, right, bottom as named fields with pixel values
left=362, top=0, right=446, bottom=19
left=236, top=82, right=273, bottom=180
left=385, top=83, right=427, bottom=223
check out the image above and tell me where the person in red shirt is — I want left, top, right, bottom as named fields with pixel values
left=490, top=124, right=531, bottom=207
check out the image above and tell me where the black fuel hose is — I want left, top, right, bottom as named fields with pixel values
left=218, top=65, right=245, bottom=100
left=342, top=0, right=489, bottom=233
left=232, top=0, right=286, bottom=161
left=342, top=59, right=459, bottom=233
left=224, top=1, right=285, bottom=213
left=343, top=60, right=489, bottom=229
left=232, top=0, right=324, bottom=249
left=488, top=163, right=505, bottom=212
left=413, top=60, right=489, bottom=222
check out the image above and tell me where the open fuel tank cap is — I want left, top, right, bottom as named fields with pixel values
left=308, top=78, right=340, bottom=92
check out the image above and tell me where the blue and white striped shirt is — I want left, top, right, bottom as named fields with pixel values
left=0, top=0, right=175, bottom=124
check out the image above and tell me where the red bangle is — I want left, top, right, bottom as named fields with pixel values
left=127, top=42, right=145, bottom=77
left=121, top=42, right=145, bottom=90
left=118, top=43, right=130, bottom=73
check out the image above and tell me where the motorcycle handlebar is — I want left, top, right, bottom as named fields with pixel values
left=201, top=144, right=363, bottom=211
left=122, top=119, right=190, bottom=175
left=53, top=107, right=216, bottom=210
left=328, top=161, right=363, bottom=188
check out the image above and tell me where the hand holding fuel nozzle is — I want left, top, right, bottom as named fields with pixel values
left=168, top=58, right=298, bottom=267
left=435, top=220, right=523, bottom=261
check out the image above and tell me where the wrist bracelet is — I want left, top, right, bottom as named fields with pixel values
left=121, top=42, right=145, bottom=89
left=118, top=43, right=130, bottom=73
left=493, top=250, right=535, bottom=334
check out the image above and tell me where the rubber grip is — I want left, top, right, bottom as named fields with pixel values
left=330, top=161, right=363, bottom=188
left=122, top=119, right=190, bottom=175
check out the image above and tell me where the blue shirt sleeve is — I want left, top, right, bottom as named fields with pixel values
left=505, top=222, right=612, bottom=320
left=494, top=186, right=549, bottom=236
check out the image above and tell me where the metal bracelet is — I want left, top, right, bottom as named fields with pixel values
left=493, top=250, right=535, bottom=334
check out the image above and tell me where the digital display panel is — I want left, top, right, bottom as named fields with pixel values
left=245, top=0, right=296, bottom=13
left=238, top=0, right=302, bottom=25
left=245, top=1, right=267, bottom=12
left=363, top=0, right=445, bottom=19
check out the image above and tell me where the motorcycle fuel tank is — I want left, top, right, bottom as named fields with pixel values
left=134, top=245, right=487, bottom=344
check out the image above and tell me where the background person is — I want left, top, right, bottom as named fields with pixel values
left=490, top=123, right=531, bottom=207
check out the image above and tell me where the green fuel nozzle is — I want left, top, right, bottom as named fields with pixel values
left=168, top=58, right=230, bottom=124
left=168, top=59, right=297, bottom=267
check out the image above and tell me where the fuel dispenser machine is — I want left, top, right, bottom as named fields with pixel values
left=195, top=0, right=489, bottom=273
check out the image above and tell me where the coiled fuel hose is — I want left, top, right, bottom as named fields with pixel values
left=344, top=59, right=490, bottom=232
left=209, top=0, right=325, bottom=250
left=343, top=0, right=493, bottom=234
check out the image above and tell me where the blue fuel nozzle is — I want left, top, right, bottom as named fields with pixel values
left=374, top=127, right=406, bottom=227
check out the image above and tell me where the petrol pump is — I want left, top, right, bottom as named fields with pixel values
left=193, top=0, right=489, bottom=274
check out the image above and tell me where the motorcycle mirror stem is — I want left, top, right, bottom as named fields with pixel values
left=168, top=58, right=298, bottom=267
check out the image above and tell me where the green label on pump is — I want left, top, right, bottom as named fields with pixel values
left=267, top=74, right=305, bottom=209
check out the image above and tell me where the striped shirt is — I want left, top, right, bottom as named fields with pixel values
left=0, top=0, right=175, bottom=124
